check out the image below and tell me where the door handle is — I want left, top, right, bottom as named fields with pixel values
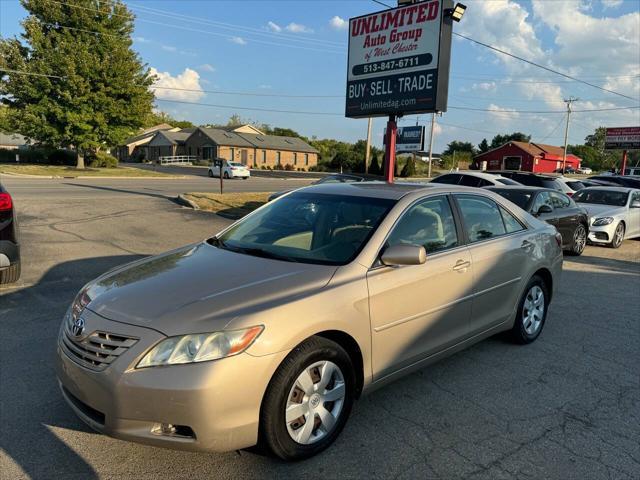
left=521, top=240, right=534, bottom=251
left=453, top=260, right=471, bottom=272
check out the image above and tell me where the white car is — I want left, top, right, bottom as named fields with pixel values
left=553, top=176, right=587, bottom=196
left=577, top=167, right=593, bottom=174
left=430, top=171, right=522, bottom=187
left=572, top=187, right=640, bottom=248
left=208, top=161, right=250, bottom=180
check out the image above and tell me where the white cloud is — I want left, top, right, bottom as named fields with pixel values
left=286, top=22, right=314, bottom=34
left=150, top=67, right=205, bottom=102
left=329, top=16, right=348, bottom=30
left=601, top=0, right=623, bottom=8
left=230, top=36, right=247, bottom=45
left=198, top=63, right=216, bottom=73
left=487, top=104, right=521, bottom=123
left=161, top=45, right=177, bottom=53
left=267, top=21, right=282, bottom=33
left=258, top=84, right=272, bottom=89
left=472, top=81, right=497, bottom=92
left=134, top=36, right=150, bottom=43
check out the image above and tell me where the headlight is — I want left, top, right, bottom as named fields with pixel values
left=71, top=287, right=92, bottom=321
left=592, top=217, right=614, bottom=226
left=136, top=326, right=264, bottom=368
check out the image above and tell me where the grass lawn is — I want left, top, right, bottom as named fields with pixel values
left=0, top=164, right=175, bottom=177
left=182, top=192, right=272, bottom=219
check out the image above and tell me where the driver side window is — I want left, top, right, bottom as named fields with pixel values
left=387, top=196, right=459, bottom=254
left=532, top=192, right=553, bottom=213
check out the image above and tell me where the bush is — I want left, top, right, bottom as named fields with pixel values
left=48, top=149, right=77, bottom=166
left=284, top=163, right=295, bottom=171
left=87, top=151, right=118, bottom=168
left=400, top=157, right=417, bottom=177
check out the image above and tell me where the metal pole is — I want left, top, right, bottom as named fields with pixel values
left=562, top=97, right=577, bottom=174
left=383, top=115, right=398, bottom=183
left=621, top=150, right=628, bottom=176
left=428, top=112, right=436, bottom=178
left=365, top=117, right=373, bottom=174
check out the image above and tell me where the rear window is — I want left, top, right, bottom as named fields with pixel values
left=566, top=181, right=585, bottom=191
left=541, top=178, right=562, bottom=190
left=490, top=190, right=532, bottom=210
left=496, top=178, right=520, bottom=185
left=432, top=174, right=461, bottom=185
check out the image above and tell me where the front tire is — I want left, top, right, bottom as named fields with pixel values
left=260, top=336, right=355, bottom=461
left=223, top=172, right=230, bottom=179
left=610, top=222, right=624, bottom=249
left=0, top=262, right=21, bottom=285
left=509, top=275, right=549, bottom=344
left=208, top=169, right=214, bottom=178
left=567, top=223, right=586, bottom=256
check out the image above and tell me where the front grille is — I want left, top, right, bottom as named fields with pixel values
left=60, top=317, right=138, bottom=371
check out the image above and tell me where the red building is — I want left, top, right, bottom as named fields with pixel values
left=472, top=141, right=582, bottom=173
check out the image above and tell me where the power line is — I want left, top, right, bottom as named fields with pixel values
left=539, top=114, right=567, bottom=142
left=155, top=98, right=343, bottom=116
left=150, top=86, right=343, bottom=99
left=371, top=0, right=393, bottom=8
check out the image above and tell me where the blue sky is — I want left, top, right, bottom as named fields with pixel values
left=1, top=0, right=639, bottom=152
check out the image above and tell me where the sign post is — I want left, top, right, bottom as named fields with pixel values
left=346, top=0, right=455, bottom=182
left=605, top=127, right=640, bottom=175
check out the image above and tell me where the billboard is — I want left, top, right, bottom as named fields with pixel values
left=345, top=0, right=453, bottom=119
left=384, top=126, right=425, bottom=152
left=605, top=127, right=640, bottom=150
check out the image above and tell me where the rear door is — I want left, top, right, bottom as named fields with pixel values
left=549, top=191, right=579, bottom=247
left=453, top=194, right=532, bottom=335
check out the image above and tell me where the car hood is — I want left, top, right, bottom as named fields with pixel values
left=85, top=242, right=337, bottom=336
left=579, top=204, right=626, bottom=219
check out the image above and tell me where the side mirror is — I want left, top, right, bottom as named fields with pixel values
left=535, top=204, right=553, bottom=216
left=381, top=244, right=427, bottom=266
left=630, top=200, right=640, bottom=208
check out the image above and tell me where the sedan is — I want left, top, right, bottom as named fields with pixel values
left=573, top=187, right=640, bottom=248
left=0, top=181, right=20, bottom=284
left=589, top=175, right=640, bottom=189
left=487, top=186, right=589, bottom=256
left=208, top=160, right=250, bottom=179
left=577, top=167, right=593, bottom=174
left=430, top=171, right=521, bottom=188
left=56, top=183, right=562, bottom=460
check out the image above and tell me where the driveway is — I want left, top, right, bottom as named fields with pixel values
left=1, top=180, right=638, bottom=479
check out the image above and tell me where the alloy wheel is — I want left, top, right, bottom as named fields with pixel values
left=285, top=361, right=346, bottom=445
left=522, top=285, right=545, bottom=335
left=612, top=223, right=624, bottom=248
left=573, top=225, right=586, bottom=254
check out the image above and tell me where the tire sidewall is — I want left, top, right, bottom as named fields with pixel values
left=261, top=338, right=355, bottom=460
left=513, top=276, right=549, bottom=344
left=570, top=224, right=586, bottom=256
left=611, top=223, right=624, bottom=248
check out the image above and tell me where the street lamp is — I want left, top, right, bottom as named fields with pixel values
left=446, top=3, right=467, bottom=22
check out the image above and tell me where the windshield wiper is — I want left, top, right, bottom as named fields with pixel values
left=229, top=246, right=300, bottom=263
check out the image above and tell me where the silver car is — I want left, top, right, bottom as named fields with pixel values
left=56, top=183, right=562, bottom=460
left=573, top=187, right=640, bottom=248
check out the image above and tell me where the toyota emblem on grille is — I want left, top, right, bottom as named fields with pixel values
left=71, top=317, right=85, bottom=337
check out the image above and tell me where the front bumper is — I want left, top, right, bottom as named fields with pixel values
left=55, top=309, right=287, bottom=452
left=587, top=223, right=616, bottom=245
left=230, top=171, right=250, bottom=178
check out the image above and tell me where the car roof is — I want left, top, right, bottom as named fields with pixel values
left=493, top=170, right=559, bottom=179
left=486, top=185, right=551, bottom=192
left=439, top=171, right=506, bottom=181
left=579, top=186, right=634, bottom=193
left=294, top=181, right=493, bottom=200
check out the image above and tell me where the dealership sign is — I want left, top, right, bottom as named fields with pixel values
left=384, top=126, right=426, bottom=152
left=345, top=0, right=453, bottom=118
left=605, top=127, right=640, bottom=150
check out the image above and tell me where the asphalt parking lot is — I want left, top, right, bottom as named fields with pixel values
left=1, top=177, right=639, bottom=479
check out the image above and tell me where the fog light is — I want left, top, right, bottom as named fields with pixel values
left=151, top=422, right=196, bottom=439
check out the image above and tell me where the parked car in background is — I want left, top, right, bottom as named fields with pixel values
left=208, top=160, right=250, bottom=180
left=553, top=176, right=587, bottom=196
left=487, top=186, right=589, bottom=256
left=580, top=179, right=619, bottom=188
left=554, top=166, right=576, bottom=174
left=623, top=167, right=640, bottom=176
left=0, top=181, right=20, bottom=284
left=490, top=171, right=567, bottom=193
left=577, top=167, right=593, bottom=174
left=588, top=175, right=640, bottom=189
left=430, top=171, right=521, bottom=188
left=268, top=173, right=365, bottom=201
left=56, top=182, right=562, bottom=461
left=573, top=187, right=640, bottom=248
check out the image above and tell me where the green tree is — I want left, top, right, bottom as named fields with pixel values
left=369, top=153, right=381, bottom=175
left=0, top=0, right=155, bottom=168
left=478, top=138, right=490, bottom=153
left=400, top=156, right=417, bottom=177
left=443, top=141, right=476, bottom=156
left=145, top=110, right=194, bottom=129
left=489, top=132, right=531, bottom=149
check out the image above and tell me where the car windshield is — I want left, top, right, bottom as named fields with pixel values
left=212, top=192, right=395, bottom=265
left=573, top=189, right=628, bottom=207
left=490, top=190, right=532, bottom=210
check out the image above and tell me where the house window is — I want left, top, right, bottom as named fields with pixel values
left=230, top=147, right=235, bottom=161
left=276, top=151, right=281, bottom=165
left=293, top=152, right=298, bottom=165
left=305, top=153, right=309, bottom=166
left=262, top=150, right=267, bottom=163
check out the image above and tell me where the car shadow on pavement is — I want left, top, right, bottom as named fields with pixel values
left=0, top=255, right=144, bottom=480
left=63, top=182, right=179, bottom=201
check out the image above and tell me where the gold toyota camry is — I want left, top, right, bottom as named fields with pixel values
left=56, top=182, right=562, bottom=460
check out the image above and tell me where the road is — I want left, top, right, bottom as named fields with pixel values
left=1, top=177, right=639, bottom=479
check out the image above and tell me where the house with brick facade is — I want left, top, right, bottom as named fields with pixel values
left=147, top=128, right=196, bottom=161
left=184, top=125, right=319, bottom=170
left=472, top=141, right=582, bottom=173
left=115, top=124, right=175, bottom=162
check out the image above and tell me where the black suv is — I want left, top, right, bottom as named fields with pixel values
left=492, top=171, right=565, bottom=191
left=0, top=181, right=20, bottom=284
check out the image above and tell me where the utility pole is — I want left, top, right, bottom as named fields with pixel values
left=562, top=96, right=578, bottom=174
left=365, top=117, right=372, bottom=174
left=427, top=112, right=437, bottom=178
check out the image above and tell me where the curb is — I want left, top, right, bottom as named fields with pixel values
left=176, top=194, right=200, bottom=210
left=0, top=172, right=187, bottom=179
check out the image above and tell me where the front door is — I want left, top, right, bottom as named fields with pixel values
left=549, top=191, right=581, bottom=248
left=241, top=149, right=248, bottom=165
left=367, top=195, right=473, bottom=380
left=454, top=194, right=532, bottom=335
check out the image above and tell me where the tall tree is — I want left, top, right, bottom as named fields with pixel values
left=478, top=138, right=490, bottom=153
left=489, top=132, right=531, bottom=149
left=0, top=0, right=155, bottom=168
left=443, top=140, right=476, bottom=156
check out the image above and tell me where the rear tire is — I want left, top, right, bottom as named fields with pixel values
left=610, top=222, right=624, bottom=249
left=208, top=170, right=214, bottom=178
left=260, top=336, right=355, bottom=461
left=223, top=172, right=230, bottom=179
left=510, top=275, right=549, bottom=344
left=0, top=262, right=21, bottom=285
left=566, top=223, right=586, bottom=256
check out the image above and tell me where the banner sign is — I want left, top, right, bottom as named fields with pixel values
left=384, top=126, right=425, bottom=152
left=605, top=127, right=640, bottom=150
left=345, top=0, right=453, bottom=118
